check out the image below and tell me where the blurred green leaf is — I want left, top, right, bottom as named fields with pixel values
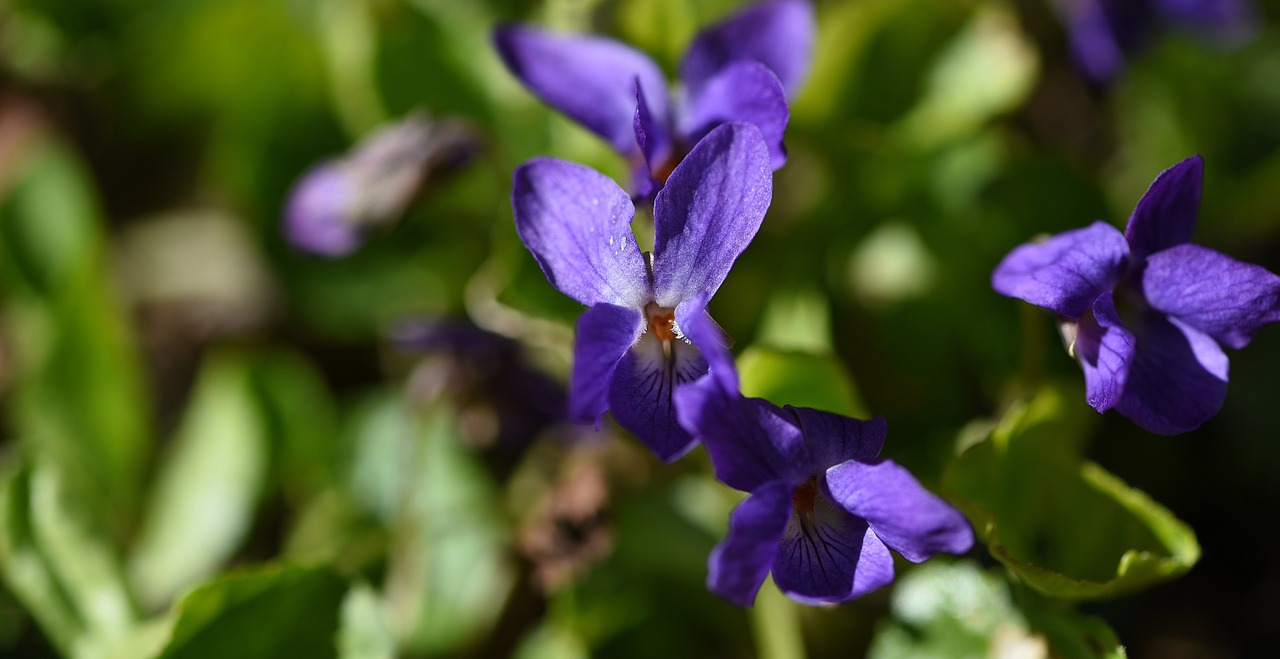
left=129, top=353, right=269, bottom=609
left=513, top=621, right=590, bottom=659
left=894, top=4, right=1038, bottom=147
left=337, top=582, right=394, bottom=659
left=943, top=385, right=1200, bottom=600
left=0, top=459, right=140, bottom=659
left=0, top=138, right=150, bottom=527
left=155, top=564, right=346, bottom=659
left=868, top=560, right=1125, bottom=659
left=249, top=351, right=340, bottom=502
left=383, top=405, right=514, bottom=653
left=737, top=347, right=867, bottom=418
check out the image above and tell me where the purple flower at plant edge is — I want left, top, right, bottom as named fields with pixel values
left=495, top=0, right=813, bottom=199
left=391, top=317, right=567, bottom=459
left=992, top=155, right=1280, bottom=434
left=284, top=113, right=478, bottom=257
left=511, top=121, right=772, bottom=461
left=672, top=298, right=973, bottom=606
left=1056, top=0, right=1257, bottom=83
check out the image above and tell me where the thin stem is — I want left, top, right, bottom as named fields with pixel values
left=751, top=577, right=807, bottom=659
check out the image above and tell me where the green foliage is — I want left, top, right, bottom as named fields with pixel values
left=3, top=0, right=1280, bottom=656
left=0, top=139, right=151, bottom=527
left=944, top=386, right=1200, bottom=600
left=868, top=560, right=1125, bottom=659
left=154, top=564, right=346, bottom=659
left=128, top=353, right=270, bottom=609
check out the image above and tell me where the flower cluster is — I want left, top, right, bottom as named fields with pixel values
left=1056, top=0, right=1257, bottom=83
left=504, top=0, right=974, bottom=607
left=993, top=155, right=1280, bottom=433
left=496, top=0, right=812, bottom=199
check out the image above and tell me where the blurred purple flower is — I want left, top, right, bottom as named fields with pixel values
left=993, top=155, right=1280, bottom=434
left=512, top=122, right=771, bottom=461
left=393, top=317, right=566, bottom=456
left=284, top=113, right=477, bottom=257
left=673, top=301, right=972, bottom=606
left=1057, top=0, right=1257, bottom=83
left=495, top=0, right=812, bottom=198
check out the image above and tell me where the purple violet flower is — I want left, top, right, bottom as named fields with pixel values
left=993, top=155, right=1280, bottom=434
left=495, top=0, right=813, bottom=199
left=1057, top=0, right=1257, bottom=83
left=511, top=122, right=772, bottom=461
left=285, top=114, right=476, bottom=256
left=672, top=296, right=973, bottom=606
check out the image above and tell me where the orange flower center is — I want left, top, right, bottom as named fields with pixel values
left=792, top=479, right=816, bottom=514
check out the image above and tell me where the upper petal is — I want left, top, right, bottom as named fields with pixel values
left=991, top=221, right=1130, bottom=317
left=1076, top=292, right=1136, bottom=413
left=682, top=0, right=816, bottom=98
left=680, top=61, right=790, bottom=170
left=706, top=481, right=792, bottom=607
left=772, top=491, right=895, bottom=604
left=512, top=157, right=649, bottom=307
left=607, top=334, right=708, bottom=461
left=787, top=407, right=885, bottom=471
left=1123, top=155, right=1204, bottom=260
left=824, top=459, right=974, bottom=564
left=1143, top=244, right=1280, bottom=349
left=676, top=380, right=809, bottom=492
left=570, top=303, right=645, bottom=426
left=632, top=78, right=674, bottom=200
left=651, top=122, right=773, bottom=307
left=1115, top=313, right=1229, bottom=435
left=494, top=26, right=671, bottom=156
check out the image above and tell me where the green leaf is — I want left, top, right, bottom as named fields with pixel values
left=337, top=582, right=394, bottom=659
left=382, top=405, right=514, bottom=653
left=943, top=385, right=1200, bottom=600
left=155, top=564, right=346, bottom=659
left=868, top=560, right=1126, bottom=659
left=894, top=4, right=1038, bottom=147
left=0, top=140, right=151, bottom=523
left=0, top=459, right=138, bottom=659
left=737, top=347, right=867, bottom=418
left=128, top=353, right=270, bottom=609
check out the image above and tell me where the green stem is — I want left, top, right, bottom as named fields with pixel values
left=751, top=577, right=807, bottom=659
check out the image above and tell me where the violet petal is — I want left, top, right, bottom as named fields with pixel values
left=772, top=496, right=895, bottom=604
left=674, top=292, right=738, bottom=393
left=824, top=458, right=974, bottom=563
left=570, top=303, right=645, bottom=426
left=676, top=381, right=809, bottom=492
left=682, top=0, right=815, bottom=98
left=991, top=221, right=1130, bottom=317
left=787, top=407, right=886, bottom=471
left=1076, top=292, right=1136, bottom=413
left=1116, top=313, right=1229, bottom=434
left=681, top=61, right=790, bottom=170
left=512, top=157, right=650, bottom=308
left=607, top=335, right=708, bottom=461
left=652, top=122, right=773, bottom=308
left=1143, top=243, right=1280, bottom=349
left=494, top=26, right=670, bottom=156
left=706, top=481, right=792, bottom=606
left=1124, top=154, right=1204, bottom=260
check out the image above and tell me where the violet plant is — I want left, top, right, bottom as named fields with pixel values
left=674, top=294, right=973, bottom=606
left=993, top=155, right=1280, bottom=433
left=495, top=0, right=813, bottom=198
left=512, top=121, right=771, bottom=460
